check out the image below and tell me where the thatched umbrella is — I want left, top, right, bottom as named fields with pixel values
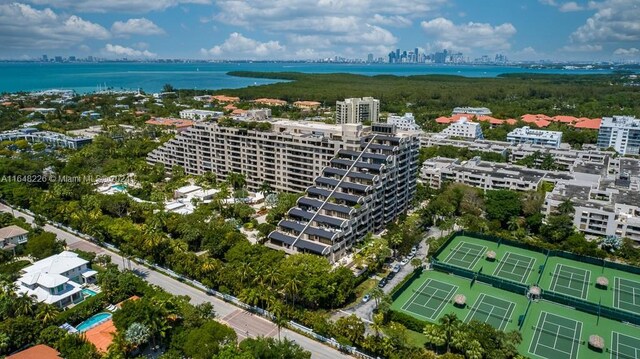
left=596, top=276, right=609, bottom=289
left=486, top=251, right=496, bottom=261
left=528, top=285, right=541, bottom=299
left=589, top=335, right=604, bottom=351
left=454, top=294, right=466, bottom=308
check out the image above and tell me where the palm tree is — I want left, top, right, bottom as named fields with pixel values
left=262, top=267, right=281, bottom=290
left=267, top=301, right=286, bottom=340
left=507, top=216, right=520, bottom=231
left=226, top=172, right=246, bottom=191
left=557, top=199, right=575, bottom=215
left=36, top=304, right=60, bottom=325
left=238, top=288, right=261, bottom=308
left=369, top=287, right=385, bottom=307
left=438, top=313, right=461, bottom=352
left=124, top=322, right=151, bottom=347
left=282, top=276, right=301, bottom=311
left=14, top=293, right=35, bottom=316
left=259, top=181, right=273, bottom=196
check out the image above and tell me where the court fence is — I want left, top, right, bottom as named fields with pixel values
left=540, top=289, right=640, bottom=326
left=431, top=259, right=529, bottom=296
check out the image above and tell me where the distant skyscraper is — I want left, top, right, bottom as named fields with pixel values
left=69, top=56, right=76, bottom=62
left=414, top=47, right=419, bottom=62
left=367, top=53, right=373, bottom=63
left=42, top=55, right=48, bottom=62
left=54, top=56, right=63, bottom=62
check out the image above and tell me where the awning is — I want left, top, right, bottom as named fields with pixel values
left=81, top=270, right=98, bottom=278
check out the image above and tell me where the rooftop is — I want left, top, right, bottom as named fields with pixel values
left=145, top=118, right=194, bottom=128
left=6, top=345, right=62, bottom=359
left=0, top=225, right=28, bottom=239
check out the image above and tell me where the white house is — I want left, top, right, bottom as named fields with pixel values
left=440, top=117, right=484, bottom=139
left=16, top=251, right=97, bottom=308
left=387, top=113, right=421, bottom=131
left=0, top=225, right=28, bottom=250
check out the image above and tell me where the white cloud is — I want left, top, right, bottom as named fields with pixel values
left=104, top=44, right=157, bottom=57
left=0, top=3, right=109, bottom=50
left=420, top=18, right=517, bottom=52
left=370, top=14, right=412, bottom=27
left=561, top=44, right=603, bottom=52
left=20, top=0, right=211, bottom=13
left=112, top=18, right=164, bottom=37
left=559, top=1, right=584, bottom=11
left=570, top=0, right=640, bottom=43
left=201, top=32, right=285, bottom=59
left=614, top=47, right=640, bottom=55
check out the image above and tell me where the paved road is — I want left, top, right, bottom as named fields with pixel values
left=0, top=203, right=352, bottom=359
left=336, top=226, right=441, bottom=322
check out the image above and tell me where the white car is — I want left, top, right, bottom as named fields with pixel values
left=400, top=258, right=409, bottom=266
left=362, top=294, right=371, bottom=303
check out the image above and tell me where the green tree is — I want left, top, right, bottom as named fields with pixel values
left=25, top=232, right=63, bottom=260
left=181, top=321, right=237, bottom=359
left=124, top=322, right=151, bottom=347
left=485, top=190, right=522, bottom=226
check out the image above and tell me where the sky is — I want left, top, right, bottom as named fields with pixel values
left=0, top=0, right=638, bottom=62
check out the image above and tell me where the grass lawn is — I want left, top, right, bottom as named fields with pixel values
left=405, top=329, right=428, bottom=348
left=347, top=278, right=378, bottom=308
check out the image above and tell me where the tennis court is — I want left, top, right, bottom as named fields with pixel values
left=493, top=252, right=536, bottom=283
left=549, top=264, right=591, bottom=299
left=400, top=279, right=458, bottom=321
left=613, top=277, right=640, bottom=315
left=528, top=311, right=583, bottom=359
left=441, top=241, right=486, bottom=270
left=464, top=293, right=515, bottom=331
left=611, top=332, right=640, bottom=359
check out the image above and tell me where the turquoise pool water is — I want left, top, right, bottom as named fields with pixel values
left=82, top=288, right=97, bottom=297
left=75, top=312, right=112, bottom=332
left=111, top=185, right=126, bottom=191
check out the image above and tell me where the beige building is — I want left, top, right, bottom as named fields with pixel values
left=0, top=225, right=28, bottom=250
left=147, top=120, right=369, bottom=193
left=335, top=97, right=380, bottom=124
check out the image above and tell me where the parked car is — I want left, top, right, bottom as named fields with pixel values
left=392, top=264, right=401, bottom=273
left=407, top=253, right=415, bottom=260
left=400, top=258, right=410, bottom=266
left=362, top=294, right=371, bottom=303
left=378, top=278, right=388, bottom=288
left=386, top=271, right=396, bottom=280
left=411, top=246, right=418, bottom=255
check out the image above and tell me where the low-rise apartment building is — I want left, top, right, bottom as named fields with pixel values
left=267, top=124, right=419, bottom=262
left=440, top=117, right=484, bottom=139
left=452, top=107, right=492, bottom=116
left=0, top=129, right=92, bottom=149
left=179, top=109, right=224, bottom=120
left=386, top=113, right=421, bottom=131
left=147, top=120, right=368, bottom=193
left=507, top=126, right=563, bottom=148
left=15, top=251, right=97, bottom=308
left=420, top=156, right=574, bottom=191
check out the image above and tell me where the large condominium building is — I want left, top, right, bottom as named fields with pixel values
left=335, top=97, right=380, bottom=124
left=267, top=124, right=420, bottom=262
left=507, top=126, right=563, bottom=148
left=440, top=117, right=484, bottom=139
left=387, top=113, right=421, bottom=131
left=146, top=120, right=368, bottom=193
left=597, top=116, right=640, bottom=155
left=543, top=158, right=640, bottom=242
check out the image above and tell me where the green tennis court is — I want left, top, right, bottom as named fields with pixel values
left=441, top=241, right=486, bottom=269
left=493, top=252, right=536, bottom=283
left=401, top=279, right=458, bottom=321
left=614, top=277, right=640, bottom=315
left=464, top=293, right=515, bottom=331
left=549, top=264, right=591, bottom=299
left=528, top=311, right=583, bottom=359
left=611, top=332, right=640, bottom=359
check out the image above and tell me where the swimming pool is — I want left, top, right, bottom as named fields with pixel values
left=75, top=312, right=112, bottom=332
left=111, top=184, right=126, bottom=191
left=82, top=288, right=98, bottom=297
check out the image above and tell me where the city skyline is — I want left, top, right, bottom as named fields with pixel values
left=0, top=1, right=638, bottom=62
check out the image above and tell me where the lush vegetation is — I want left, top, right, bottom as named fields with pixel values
left=209, top=72, right=640, bottom=121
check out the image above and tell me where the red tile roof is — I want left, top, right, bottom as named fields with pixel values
left=145, top=118, right=194, bottom=128
left=533, top=119, right=551, bottom=128
left=84, top=319, right=116, bottom=353
left=6, top=345, right=62, bottom=359
left=505, top=119, right=517, bottom=125
left=552, top=115, right=578, bottom=123
left=573, top=118, right=602, bottom=129
left=435, top=116, right=453, bottom=124
left=212, top=95, right=240, bottom=103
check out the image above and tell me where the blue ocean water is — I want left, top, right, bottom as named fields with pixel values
left=0, top=62, right=621, bottom=94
